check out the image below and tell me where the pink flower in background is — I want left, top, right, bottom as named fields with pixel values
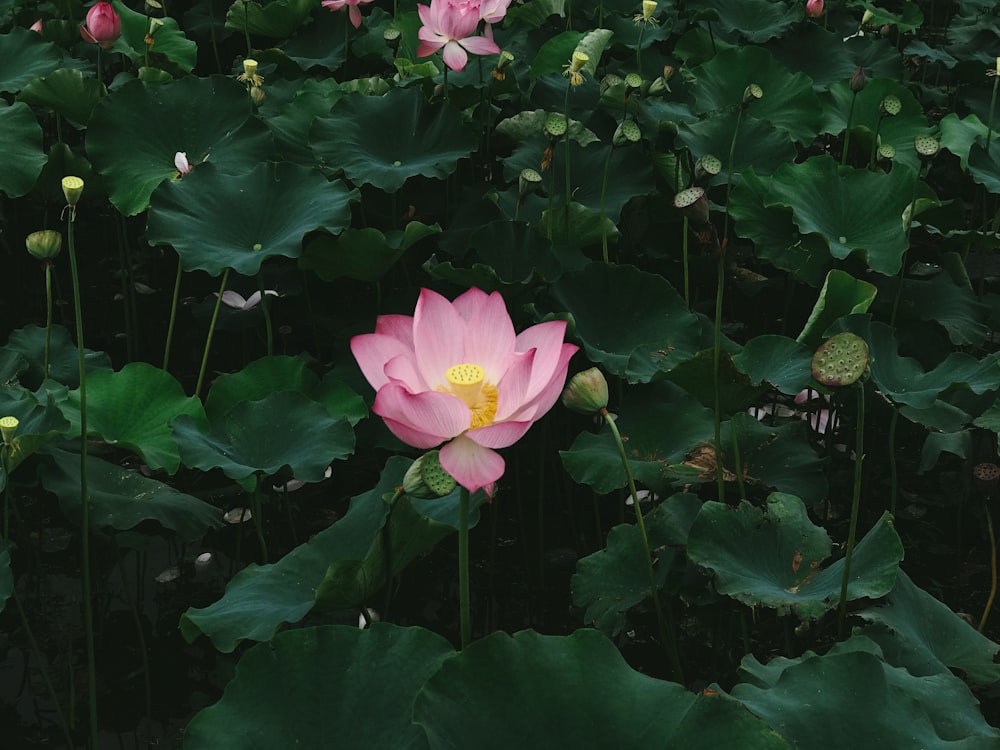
left=805, top=0, right=824, bottom=17
left=479, top=0, right=511, bottom=26
left=174, top=152, right=192, bottom=176
left=80, top=2, right=121, bottom=48
left=30, top=18, right=43, bottom=33
left=322, top=0, right=374, bottom=29
left=351, top=288, right=577, bottom=495
left=417, top=0, right=500, bottom=72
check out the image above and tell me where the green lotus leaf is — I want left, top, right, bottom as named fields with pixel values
left=507, top=0, right=566, bottom=28
left=40, top=446, right=223, bottom=540
left=0, top=348, right=27, bottom=383
left=0, top=101, right=46, bottom=198
left=677, top=116, right=797, bottom=185
left=821, top=78, right=927, bottom=172
left=902, top=40, right=958, bottom=69
left=561, top=382, right=715, bottom=496
left=494, top=111, right=599, bottom=146
left=310, top=88, right=477, bottom=193
left=86, top=76, right=271, bottom=216
left=733, top=335, right=813, bottom=395
left=146, top=161, right=357, bottom=276
left=204, top=355, right=366, bottom=426
left=527, top=29, right=581, bottom=79
left=173, top=390, right=354, bottom=482
left=728, top=168, right=832, bottom=286
left=0, top=386, right=70, bottom=472
left=764, top=156, right=913, bottom=277
left=733, top=639, right=1000, bottom=747
left=689, top=46, right=822, bottom=143
left=772, top=25, right=903, bottom=89
left=859, top=570, right=1000, bottom=687
left=969, top=138, right=1000, bottom=195
left=795, top=269, right=878, bottom=348
left=663, top=349, right=763, bottom=414
left=112, top=0, right=197, bottom=72
left=539, top=202, right=619, bottom=246
left=0, top=542, right=10, bottom=614
left=939, top=112, right=988, bottom=171
left=18, top=68, right=105, bottom=126
left=685, top=0, right=797, bottom=42
left=551, top=263, right=702, bottom=383
left=572, top=493, right=701, bottom=636
left=688, top=494, right=903, bottom=618
left=280, top=8, right=348, bottom=72
left=185, top=624, right=453, bottom=749
left=0, top=27, right=63, bottom=94
left=67, top=363, right=207, bottom=473
left=259, top=77, right=343, bottom=164
left=3, top=324, right=112, bottom=390
left=850, top=0, right=924, bottom=32
left=300, top=222, right=441, bottom=281
left=414, top=629, right=789, bottom=749
left=888, top=261, right=991, bottom=346
left=226, top=0, right=319, bottom=37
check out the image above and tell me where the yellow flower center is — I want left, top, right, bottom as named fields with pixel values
left=445, top=363, right=498, bottom=430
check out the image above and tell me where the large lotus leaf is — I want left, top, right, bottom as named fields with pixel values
left=732, top=335, right=813, bottom=395
left=858, top=571, right=1000, bottom=687
left=688, top=494, right=903, bottom=618
left=179, top=457, right=482, bottom=651
left=185, top=623, right=452, bottom=750
left=0, top=386, right=70, bottom=472
left=146, top=161, right=357, bottom=276
left=771, top=26, right=902, bottom=89
left=795, top=269, right=878, bottom=348
left=204, top=355, right=366, bottom=425
left=260, top=77, right=343, bottom=164
left=494, top=111, right=599, bottom=147
left=280, top=7, right=348, bottom=71
left=821, top=78, right=928, bottom=172
left=40, top=447, right=222, bottom=540
left=310, top=88, right=477, bottom=193
left=663, top=349, right=763, bottom=414
left=173, top=390, right=354, bottom=482
left=572, top=493, right=701, bottom=636
left=765, top=156, right=913, bottom=277
left=940, top=112, right=988, bottom=170
left=414, top=629, right=789, bottom=749
left=0, top=27, right=63, bottom=94
left=684, top=0, right=797, bottom=42
left=728, top=168, right=831, bottom=286
left=2, top=325, right=111, bottom=390
left=226, top=0, right=319, bottom=37
left=17, top=69, right=105, bottom=126
left=851, top=0, right=924, bottom=32
left=969, top=138, right=1000, bottom=195
left=86, top=76, right=268, bottom=216
left=67, top=363, right=207, bottom=474
left=550, top=263, right=702, bottom=383
left=689, top=46, right=822, bottom=143
left=112, top=0, right=197, bottom=72
left=560, top=381, right=715, bottom=496
left=945, top=11, right=1000, bottom=67
left=733, top=640, right=1000, bottom=748
left=0, top=542, right=10, bottom=614
left=300, top=222, right=440, bottom=282
left=0, top=101, right=46, bottom=198
left=677, top=116, right=797, bottom=184
left=540, top=202, right=619, bottom=246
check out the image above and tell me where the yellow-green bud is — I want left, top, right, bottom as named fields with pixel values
left=62, top=176, right=84, bottom=207
left=26, top=230, right=62, bottom=260
left=403, top=450, right=457, bottom=498
left=249, top=85, right=266, bottom=106
left=561, top=368, right=609, bottom=415
left=0, top=416, right=18, bottom=446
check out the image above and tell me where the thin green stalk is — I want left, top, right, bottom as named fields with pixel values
left=636, top=24, right=645, bottom=75
left=251, top=473, right=268, bottom=563
left=985, top=70, right=999, bottom=156
left=256, top=271, right=273, bottom=357
left=163, top=255, right=183, bottom=370
left=242, top=0, right=252, bottom=56
left=890, top=168, right=922, bottom=326
left=67, top=204, right=98, bottom=749
left=603, top=409, right=684, bottom=682
left=563, top=81, right=573, bottom=237
left=837, top=384, right=866, bottom=639
left=682, top=217, right=690, bottom=308
left=43, top=263, right=54, bottom=378
left=978, top=503, right=997, bottom=633
left=194, top=268, right=231, bottom=399
left=599, top=145, right=615, bottom=263
left=458, top=486, right=472, bottom=648
left=712, top=254, right=726, bottom=502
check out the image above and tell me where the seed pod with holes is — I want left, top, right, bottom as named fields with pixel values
left=695, top=154, right=722, bottom=182
left=613, top=120, right=641, bottom=146
left=673, top=186, right=709, bottom=226
left=544, top=113, right=567, bottom=138
left=811, top=332, right=870, bottom=387
left=403, top=450, right=457, bottom=498
left=974, top=463, right=1000, bottom=493
left=914, top=135, right=940, bottom=159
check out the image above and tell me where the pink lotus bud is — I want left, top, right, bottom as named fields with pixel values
left=805, top=0, right=823, bottom=17
left=850, top=66, right=867, bottom=93
left=30, top=18, right=43, bottom=33
left=81, top=2, right=121, bottom=49
left=174, top=152, right=192, bottom=175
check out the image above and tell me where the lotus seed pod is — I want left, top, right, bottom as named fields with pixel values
left=613, top=120, right=641, bottom=146
left=600, top=73, right=624, bottom=95
left=0, top=416, right=18, bottom=445
left=544, top=113, right=567, bottom=137
left=403, top=450, right=457, bottom=498
left=878, top=143, right=895, bottom=160
left=61, top=176, right=84, bottom=207
left=25, top=230, right=62, bottom=260
left=695, top=154, right=722, bottom=180
left=518, top=168, right=543, bottom=198
left=880, top=95, right=901, bottom=117
left=383, top=27, right=401, bottom=47
left=914, top=135, right=939, bottom=158
left=974, top=462, right=1000, bottom=493
left=673, top=186, right=710, bottom=225
left=624, top=73, right=643, bottom=91
left=561, top=368, right=609, bottom=415
left=742, top=83, right=763, bottom=104
left=810, top=332, right=870, bottom=387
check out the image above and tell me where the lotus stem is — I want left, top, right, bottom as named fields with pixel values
left=841, top=93, right=858, bottom=166
left=564, top=80, right=573, bottom=238
left=682, top=216, right=690, bottom=308
left=251, top=472, right=268, bottom=563
left=986, top=69, right=999, bottom=156
left=195, top=267, right=231, bottom=399
left=599, top=145, right=615, bottom=263
left=837, top=383, right=866, bottom=639
left=602, top=408, right=684, bottom=683
left=257, top=270, right=273, bottom=357
left=66, top=199, right=98, bottom=749
left=979, top=502, right=997, bottom=633
left=43, top=262, right=53, bottom=378
left=163, top=255, right=183, bottom=370
left=459, top=486, right=472, bottom=648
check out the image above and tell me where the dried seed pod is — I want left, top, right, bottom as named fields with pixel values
left=974, top=462, right=1000, bottom=493
left=811, top=332, right=869, bottom=387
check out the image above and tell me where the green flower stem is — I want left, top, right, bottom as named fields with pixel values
left=194, top=267, right=231, bottom=399
left=43, top=262, right=53, bottom=378
left=67, top=205, right=98, bottom=749
left=599, top=144, right=615, bottom=263
left=712, top=253, right=726, bottom=502
left=2, top=446, right=10, bottom=538
left=868, top=114, right=884, bottom=170
left=889, top=168, right=922, bottom=327
left=602, top=408, right=684, bottom=683
left=682, top=217, right=690, bottom=309
left=636, top=24, right=645, bottom=75
left=978, top=502, right=997, bottom=633
left=251, top=472, right=268, bottom=563
left=564, top=81, right=573, bottom=238
left=242, top=0, right=253, bottom=56
left=841, top=92, right=859, bottom=166
left=257, top=271, right=273, bottom=357
left=458, top=486, right=472, bottom=648
left=986, top=72, right=999, bottom=156
left=163, top=255, right=183, bottom=370
left=837, top=383, right=866, bottom=639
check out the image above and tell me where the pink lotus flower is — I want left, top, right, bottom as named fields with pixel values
left=352, top=288, right=577, bottom=495
left=30, top=18, right=43, bottom=33
left=174, top=152, right=192, bottom=176
left=417, top=0, right=500, bottom=72
left=805, top=0, right=824, bottom=17
left=80, top=1, right=121, bottom=49
left=322, top=0, right=374, bottom=29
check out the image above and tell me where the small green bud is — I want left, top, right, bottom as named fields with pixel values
left=561, top=368, right=609, bottom=415
left=25, top=230, right=62, bottom=260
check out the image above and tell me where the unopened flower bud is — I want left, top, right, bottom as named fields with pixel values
left=850, top=66, right=866, bottom=93
left=861, top=9, right=874, bottom=24
left=805, top=0, right=823, bottom=17
left=742, top=83, right=763, bottom=105
left=561, top=368, right=609, bottom=415
left=62, top=176, right=84, bottom=207
left=0, top=416, right=18, bottom=446
left=26, top=230, right=62, bottom=260
left=249, top=85, right=266, bottom=105
left=403, top=450, right=457, bottom=498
